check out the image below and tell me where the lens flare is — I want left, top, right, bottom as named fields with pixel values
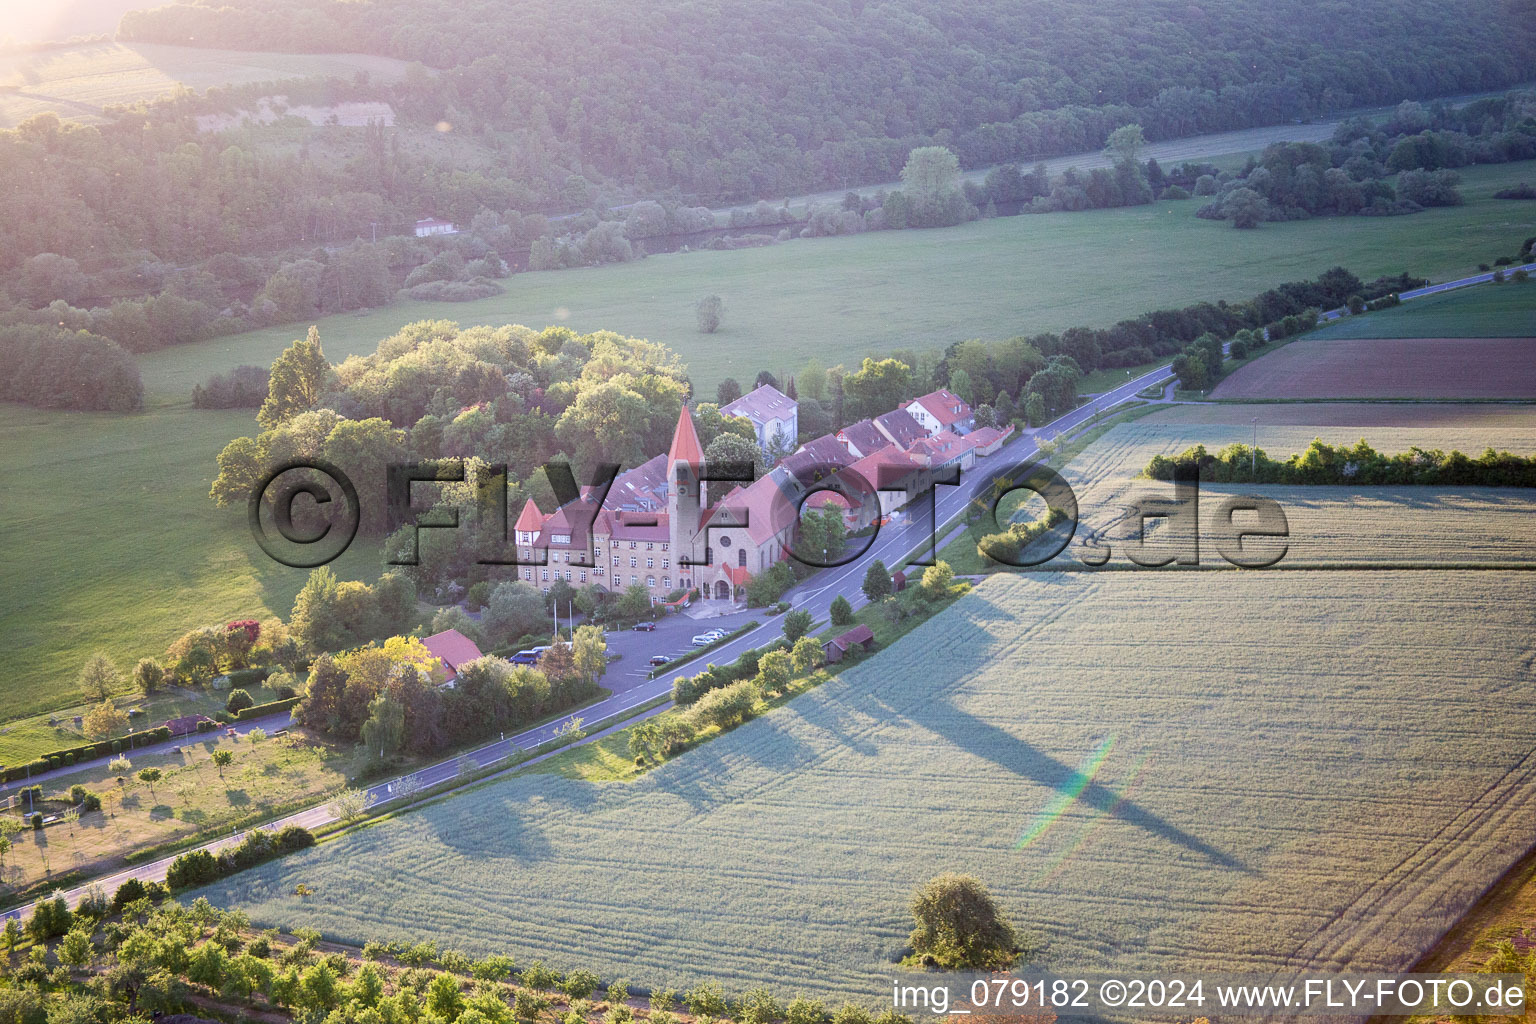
left=1014, top=734, right=1117, bottom=850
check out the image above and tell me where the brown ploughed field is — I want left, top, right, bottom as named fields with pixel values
left=1211, top=338, right=1536, bottom=399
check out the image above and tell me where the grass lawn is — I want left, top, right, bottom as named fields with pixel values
left=0, top=400, right=381, bottom=726
left=138, top=161, right=1536, bottom=399
left=0, top=725, right=367, bottom=907
left=1309, top=278, right=1536, bottom=340
left=190, top=567, right=1536, bottom=997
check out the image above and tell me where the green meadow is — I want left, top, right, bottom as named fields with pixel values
left=143, top=160, right=1536, bottom=398
left=4, top=158, right=1533, bottom=729
left=1310, top=277, right=1536, bottom=340
left=0, top=401, right=379, bottom=729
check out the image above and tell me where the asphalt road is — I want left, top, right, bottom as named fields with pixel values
left=7, top=260, right=1520, bottom=920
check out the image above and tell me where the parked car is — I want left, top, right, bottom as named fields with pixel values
left=691, top=632, right=722, bottom=647
left=632, top=621, right=656, bottom=631
left=510, top=650, right=540, bottom=666
left=649, top=654, right=671, bottom=666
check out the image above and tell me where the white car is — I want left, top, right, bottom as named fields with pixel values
left=691, top=632, right=722, bottom=646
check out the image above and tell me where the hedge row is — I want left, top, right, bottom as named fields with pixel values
left=672, top=636, right=787, bottom=705
left=235, top=695, right=302, bottom=721
left=165, top=825, right=316, bottom=890
left=1, top=726, right=174, bottom=782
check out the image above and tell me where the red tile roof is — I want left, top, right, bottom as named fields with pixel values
left=514, top=498, right=545, bottom=533
left=780, top=434, right=855, bottom=480
left=668, top=405, right=704, bottom=471
left=911, top=388, right=973, bottom=429
left=422, top=629, right=485, bottom=675
left=164, top=714, right=212, bottom=737
left=844, top=444, right=919, bottom=493
left=825, top=624, right=876, bottom=652
left=907, top=430, right=977, bottom=465
left=602, top=509, right=671, bottom=542
left=714, top=469, right=800, bottom=545
left=966, top=424, right=1015, bottom=452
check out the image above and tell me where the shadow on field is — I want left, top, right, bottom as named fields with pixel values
left=853, top=583, right=1249, bottom=873
left=424, top=789, right=557, bottom=862
left=878, top=692, right=1249, bottom=871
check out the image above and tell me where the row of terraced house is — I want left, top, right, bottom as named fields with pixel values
left=509, top=383, right=1016, bottom=603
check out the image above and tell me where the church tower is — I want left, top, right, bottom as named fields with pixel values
left=667, top=404, right=705, bottom=584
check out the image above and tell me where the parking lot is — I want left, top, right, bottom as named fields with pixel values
left=595, top=605, right=764, bottom=693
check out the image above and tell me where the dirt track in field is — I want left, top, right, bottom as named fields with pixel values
left=1211, top=338, right=1536, bottom=399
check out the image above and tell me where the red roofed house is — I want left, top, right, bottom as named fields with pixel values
left=421, top=628, right=485, bottom=685
left=842, top=444, right=922, bottom=521
left=821, top=624, right=876, bottom=663
left=966, top=423, right=1016, bottom=457
left=905, top=430, right=977, bottom=471
left=906, top=388, right=975, bottom=436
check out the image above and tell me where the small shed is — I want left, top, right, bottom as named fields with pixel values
left=891, top=569, right=907, bottom=592
left=821, top=624, right=876, bottom=664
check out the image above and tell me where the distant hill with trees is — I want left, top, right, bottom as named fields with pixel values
left=118, top=0, right=1533, bottom=205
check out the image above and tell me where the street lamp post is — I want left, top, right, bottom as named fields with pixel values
left=1251, top=417, right=1258, bottom=476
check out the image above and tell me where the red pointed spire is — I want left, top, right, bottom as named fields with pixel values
left=514, top=498, right=545, bottom=533
left=668, top=404, right=704, bottom=470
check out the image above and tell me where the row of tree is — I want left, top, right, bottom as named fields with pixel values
left=1144, top=440, right=1536, bottom=487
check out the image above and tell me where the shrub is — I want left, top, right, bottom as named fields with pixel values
left=829, top=595, right=855, bottom=626
left=521, top=959, right=562, bottom=991
left=29, top=812, right=42, bottom=830
left=226, top=688, right=255, bottom=715
left=782, top=609, right=813, bottom=642
left=736, top=988, right=784, bottom=1024
left=687, top=982, right=731, bottom=1017
left=907, top=872, right=1018, bottom=969
left=690, top=680, right=762, bottom=731
left=564, top=968, right=600, bottom=999
left=167, top=849, right=220, bottom=890
left=111, top=877, right=147, bottom=911
left=696, top=294, right=724, bottom=333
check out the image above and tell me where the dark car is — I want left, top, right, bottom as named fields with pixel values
left=632, top=621, right=657, bottom=631
left=649, top=654, right=671, bottom=666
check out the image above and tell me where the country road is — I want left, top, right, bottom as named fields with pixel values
left=5, top=263, right=1519, bottom=922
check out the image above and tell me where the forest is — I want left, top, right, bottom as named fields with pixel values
left=116, top=0, right=1533, bottom=206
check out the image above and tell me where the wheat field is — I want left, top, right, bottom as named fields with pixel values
left=1048, top=413, right=1536, bottom=569
left=195, top=559, right=1536, bottom=997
